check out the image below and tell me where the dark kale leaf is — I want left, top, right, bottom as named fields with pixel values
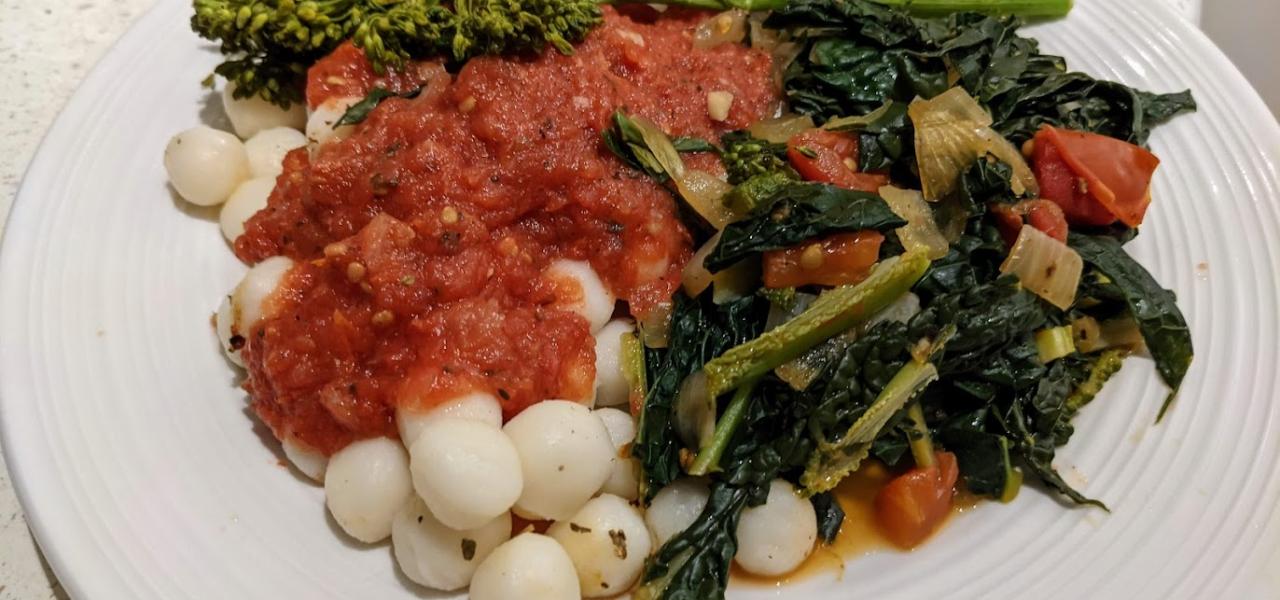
left=1069, top=234, right=1193, bottom=417
left=336, top=86, right=424, bottom=127
left=637, top=484, right=750, bottom=600
left=704, top=182, right=905, bottom=272
left=826, top=101, right=913, bottom=173
left=768, top=0, right=1194, bottom=154
left=937, top=408, right=1016, bottom=497
left=672, top=136, right=718, bottom=153
left=811, top=492, right=845, bottom=544
left=637, top=378, right=814, bottom=599
left=634, top=292, right=769, bottom=498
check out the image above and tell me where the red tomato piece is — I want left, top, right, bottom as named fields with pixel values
left=762, top=231, right=884, bottom=289
left=1032, top=126, right=1161, bottom=227
left=787, top=130, right=889, bottom=193
left=990, top=199, right=1069, bottom=246
left=1031, top=136, right=1116, bottom=227
left=874, top=451, right=959, bottom=550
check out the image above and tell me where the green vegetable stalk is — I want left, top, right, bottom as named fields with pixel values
left=687, top=377, right=759, bottom=475
left=867, top=0, right=1073, bottom=17
left=703, top=251, right=930, bottom=398
left=905, top=402, right=935, bottom=468
left=1034, top=325, right=1076, bottom=363
left=802, top=355, right=939, bottom=494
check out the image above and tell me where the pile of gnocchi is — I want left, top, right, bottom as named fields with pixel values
left=165, top=82, right=820, bottom=599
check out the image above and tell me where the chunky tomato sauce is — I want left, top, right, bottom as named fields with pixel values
left=236, top=9, right=779, bottom=455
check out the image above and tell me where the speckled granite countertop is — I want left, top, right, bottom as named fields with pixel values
left=2, top=1, right=1261, bottom=599
left=0, top=4, right=157, bottom=597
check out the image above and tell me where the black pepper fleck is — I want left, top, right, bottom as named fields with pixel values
left=608, top=529, right=628, bottom=559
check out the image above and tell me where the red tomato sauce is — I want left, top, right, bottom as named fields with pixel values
left=236, top=8, right=780, bottom=455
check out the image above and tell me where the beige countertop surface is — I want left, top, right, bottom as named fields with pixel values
left=0, top=1, right=1270, bottom=599
left=0, top=3, right=156, bottom=598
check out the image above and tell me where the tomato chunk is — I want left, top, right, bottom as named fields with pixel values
left=763, top=231, right=884, bottom=289
left=787, top=130, right=889, bottom=193
left=990, top=199, right=1069, bottom=247
left=874, top=451, right=959, bottom=550
left=1032, top=126, right=1160, bottom=227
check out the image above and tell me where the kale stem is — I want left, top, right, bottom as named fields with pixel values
left=906, top=401, right=935, bottom=469
left=703, top=252, right=930, bottom=398
left=688, top=377, right=760, bottom=476
left=866, top=0, right=1073, bottom=17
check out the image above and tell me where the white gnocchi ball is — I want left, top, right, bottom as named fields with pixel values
left=409, top=417, right=522, bottom=530
left=545, top=259, right=616, bottom=333
left=214, top=295, right=243, bottom=367
left=306, top=96, right=360, bottom=149
left=470, top=533, right=581, bottom=600
left=503, top=400, right=614, bottom=520
left=219, top=177, right=275, bottom=243
left=245, top=126, right=307, bottom=178
left=391, top=495, right=510, bottom=591
left=222, top=81, right=306, bottom=139
left=231, top=255, right=294, bottom=333
left=592, top=320, right=633, bottom=407
left=594, top=408, right=639, bottom=500
left=163, top=125, right=249, bottom=206
left=396, top=391, right=503, bottom=448
left=734, top=479, right=817, bottom=577
left=282, top=436, right=326, bottom=482
left=324, top=437, right=413, bottom=543
left=645, top=477, right=710, bottom=546
left=548, top=494, right=652, bottom=597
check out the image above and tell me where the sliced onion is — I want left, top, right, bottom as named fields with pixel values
left=694, top=9, right=748, bottom=50
left=747, top=12, right=780, bottom=52
left=711, top=259, right=759, bottom=304
left=765, top=291, right=816, bottom=332
left=999, top=225, right=1083, bottom=310
left=674, top=371, right=716, bottom=450
left=638, top=301, right=673, bottom=349
left=770, top=42, right=803, bottom=90
left=675, top=170, right=735, bottom=230
left=748, top=114, right=816, bottom=144
left=630, top=114, right=685, bottom=181
left=909, top=87, right=1039, bottom=201
left=683, top=233, right=720, bottom=297
left=878, top=186, right=950, bottom=260
left=1072, top=316, right=1145, bottom=354
left=683, top=232, right=760, bottom=303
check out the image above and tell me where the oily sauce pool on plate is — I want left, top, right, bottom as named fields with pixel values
left=732, top=462, right=981, bottom=588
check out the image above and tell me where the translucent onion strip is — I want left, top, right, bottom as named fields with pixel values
left=999, top=224, right=1083, bottom=310
left=693, top=9, right=748, bottom=50
left=909, top=87, right=1039, bottom=201
left=748, top=114, right=815, bottom=144
left=674, top=170, right=735, bottom=230
left=878, top=186, right=950, bottom=259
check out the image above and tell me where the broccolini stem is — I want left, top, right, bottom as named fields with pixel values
left=866, top=0, right=1072, bottom=17
left=703, top=252, right=931, bottom=399
left=905, top=402, right=935, bottom=469
left=687, top=377, right=759, bottom=476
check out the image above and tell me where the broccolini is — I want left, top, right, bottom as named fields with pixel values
left=192, top=0, right=782, bottom=107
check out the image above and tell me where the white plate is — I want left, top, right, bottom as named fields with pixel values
left=2, top=1, right=1279, bottom=598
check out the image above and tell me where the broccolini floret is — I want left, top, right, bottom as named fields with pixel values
left=193, top=0, right=798, bottom=108
left=192, top=0, right=602, bottom=107
left=718, top=130, right=796, bottom=184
